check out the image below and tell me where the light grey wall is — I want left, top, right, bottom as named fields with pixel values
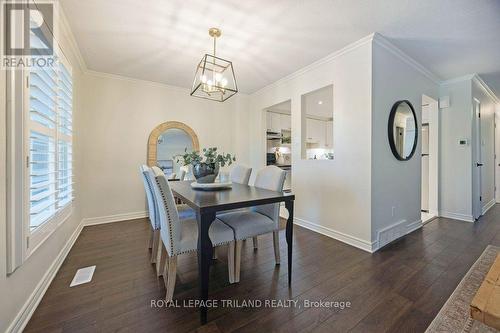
left=249, top=37, right=374, bottom=249
left=371, top=41, right=439, bottom=243
left=439, top=79, right=473, bottom=220
left=80, top=72, right=249, bottom=219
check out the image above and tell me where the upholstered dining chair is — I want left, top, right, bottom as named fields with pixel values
left=140, top=165, right=194, bottom=276
left=178, top=168, right=186, bottom=181
left=230, top=165, right=252, bottom=185
left=228, top=165, right=259, bottom=249
left=140, top=165, right=161, bottom=261
left=180, top=165, right=193, bottom=180
left=218, top=166, right=286, bottom=283
left=151, top=166, right=236, bottom=301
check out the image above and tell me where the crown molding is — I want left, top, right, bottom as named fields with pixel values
left=472, top=74, right=500, bottom=104
left=84, top=69, right=251, bottom=99
left=84, top=70, right=191, bottom=92
left=440, top=74, right=476, bottom=86
left=57, top=2, right=87, bottom=72
left=252, top=33, right=376, bottom=97
left=371, top=33, right=441, bottom=85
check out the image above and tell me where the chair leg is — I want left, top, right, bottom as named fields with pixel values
left=273, top=231, right=280, bottom=265
left=148, top=227, right=154, bottom=249
left=235, top=240, right=243, bottom=283
left=165, top=256, right=177, bottom=302
left=157, top=242, right=167, bottom=277
left=227, top=242, right=235, bottom=284
left=252, top=236, right=258, bottom=250
left=212, top=247, right=218, bottom=260
left=151, top=230, right=160, bottom=263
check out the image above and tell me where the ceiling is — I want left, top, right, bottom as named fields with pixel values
left=60, top=0, right=500, bottom=96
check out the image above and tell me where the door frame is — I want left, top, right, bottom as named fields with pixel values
left=472, top=98, right=482, bottom=220
left=421, top=95, right=439, bottom=220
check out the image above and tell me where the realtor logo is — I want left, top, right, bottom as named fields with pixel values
left=1, top=0, right=56, bottom=69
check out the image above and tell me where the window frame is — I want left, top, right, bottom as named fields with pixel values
left=6, top=48, right=74, bottom=273
left=24, top=49, right=74, bottom=255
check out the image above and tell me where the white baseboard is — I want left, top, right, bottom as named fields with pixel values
left=7, top=221, right=84, bottom=333
left=294, top=218, right=376, bottom=253
left=439, top=210, right=475, bottom=223
left=82, top=211, right=148, bottom=226
left=482, top=199, right=496, bottom=215
left=407, top=219, right=423, bottom=233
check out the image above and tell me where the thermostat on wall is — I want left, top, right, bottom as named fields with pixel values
left=459, top=139, right=468, bottom=145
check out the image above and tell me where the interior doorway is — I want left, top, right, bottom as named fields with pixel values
left=421, top=95, right=439, bottom=224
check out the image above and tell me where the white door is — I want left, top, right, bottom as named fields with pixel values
left=473, top=99, right=483, bottom=220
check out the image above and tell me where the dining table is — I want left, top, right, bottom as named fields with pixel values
left=169, top=181, right=295, bottom=325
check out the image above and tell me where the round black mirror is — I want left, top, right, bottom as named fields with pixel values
left=388, top=100, right=418, bottom=161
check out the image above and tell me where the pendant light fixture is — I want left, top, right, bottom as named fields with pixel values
left=190, top=28, right=238, bottom=102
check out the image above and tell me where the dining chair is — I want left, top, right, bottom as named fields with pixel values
left=140, top=165, right=194, bottom=275
left=178, top=168, right=186, bottom=181
left=151, top=166, right=236, bottom=300
left=140, top=165, right=161, bottom=260
left=230, top=165, right=252, bottom=185
left=180, top=165, right=193, bottom=180
left=229, top=165, right=259, bottom=249
left=218, top=165, right=286, bottom=282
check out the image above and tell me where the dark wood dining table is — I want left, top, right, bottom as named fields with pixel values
left=169, top=181, right=295, bottom=325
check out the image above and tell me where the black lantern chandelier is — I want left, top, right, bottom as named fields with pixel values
left=190, top=28, right=238, bottom=102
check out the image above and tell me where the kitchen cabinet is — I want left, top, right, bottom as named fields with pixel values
left=267, top=111, right=291, bottom=132
left=325, top=120, right=333, bottom=148
left=266, top=112, right=272, bottom=131
left=280, top=114, right=291, bottom=130
left=306, top=118, right=326, bottom=147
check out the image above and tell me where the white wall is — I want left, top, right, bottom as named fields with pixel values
left=439, top=79, right=474, bottom=221
left=80, top=72, right=249, bottom=219
left=248, top=36, right=374, bottom=250
left=438, top=76, right=498, bottom=220
left=371, top=40, right=439, bottom=245
left=472, top=78, right=497, bottom=212
left=0, top=6, right=85, bottom=332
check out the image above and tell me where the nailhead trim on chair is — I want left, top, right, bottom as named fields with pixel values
left=143, top=171, right=160, bottom=230
left=155, top=177, right=176, bottom=256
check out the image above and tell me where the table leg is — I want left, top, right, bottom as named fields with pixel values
left=284, top=200, right=294, bottom=286
left=197, top=211, right=215, bottom=324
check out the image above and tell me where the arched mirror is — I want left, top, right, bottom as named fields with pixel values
left=388, top=100, right=418, bottom=161
left=147, top=122, right=199, bottom=178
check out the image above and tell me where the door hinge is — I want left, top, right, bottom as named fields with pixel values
left=26, top=155, right=30, bottom=168
left=480, top=196, right=482, bottom=201
left=26, top=76, right=29, bottom=88
left=26, top=236, right=30, bottom=249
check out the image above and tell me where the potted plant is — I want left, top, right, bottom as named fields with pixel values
left=176, top=147, right=235, bottom=183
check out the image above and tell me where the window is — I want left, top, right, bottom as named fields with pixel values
left=6, top=3, right=74, bottom=273
left=28, top=58, right=73, bottom=232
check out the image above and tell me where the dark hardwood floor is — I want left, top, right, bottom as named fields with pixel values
left=25, top=204, right=500, bottom=333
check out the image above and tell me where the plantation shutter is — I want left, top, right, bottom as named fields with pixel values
left=28, top=58, right=73, bottom=230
